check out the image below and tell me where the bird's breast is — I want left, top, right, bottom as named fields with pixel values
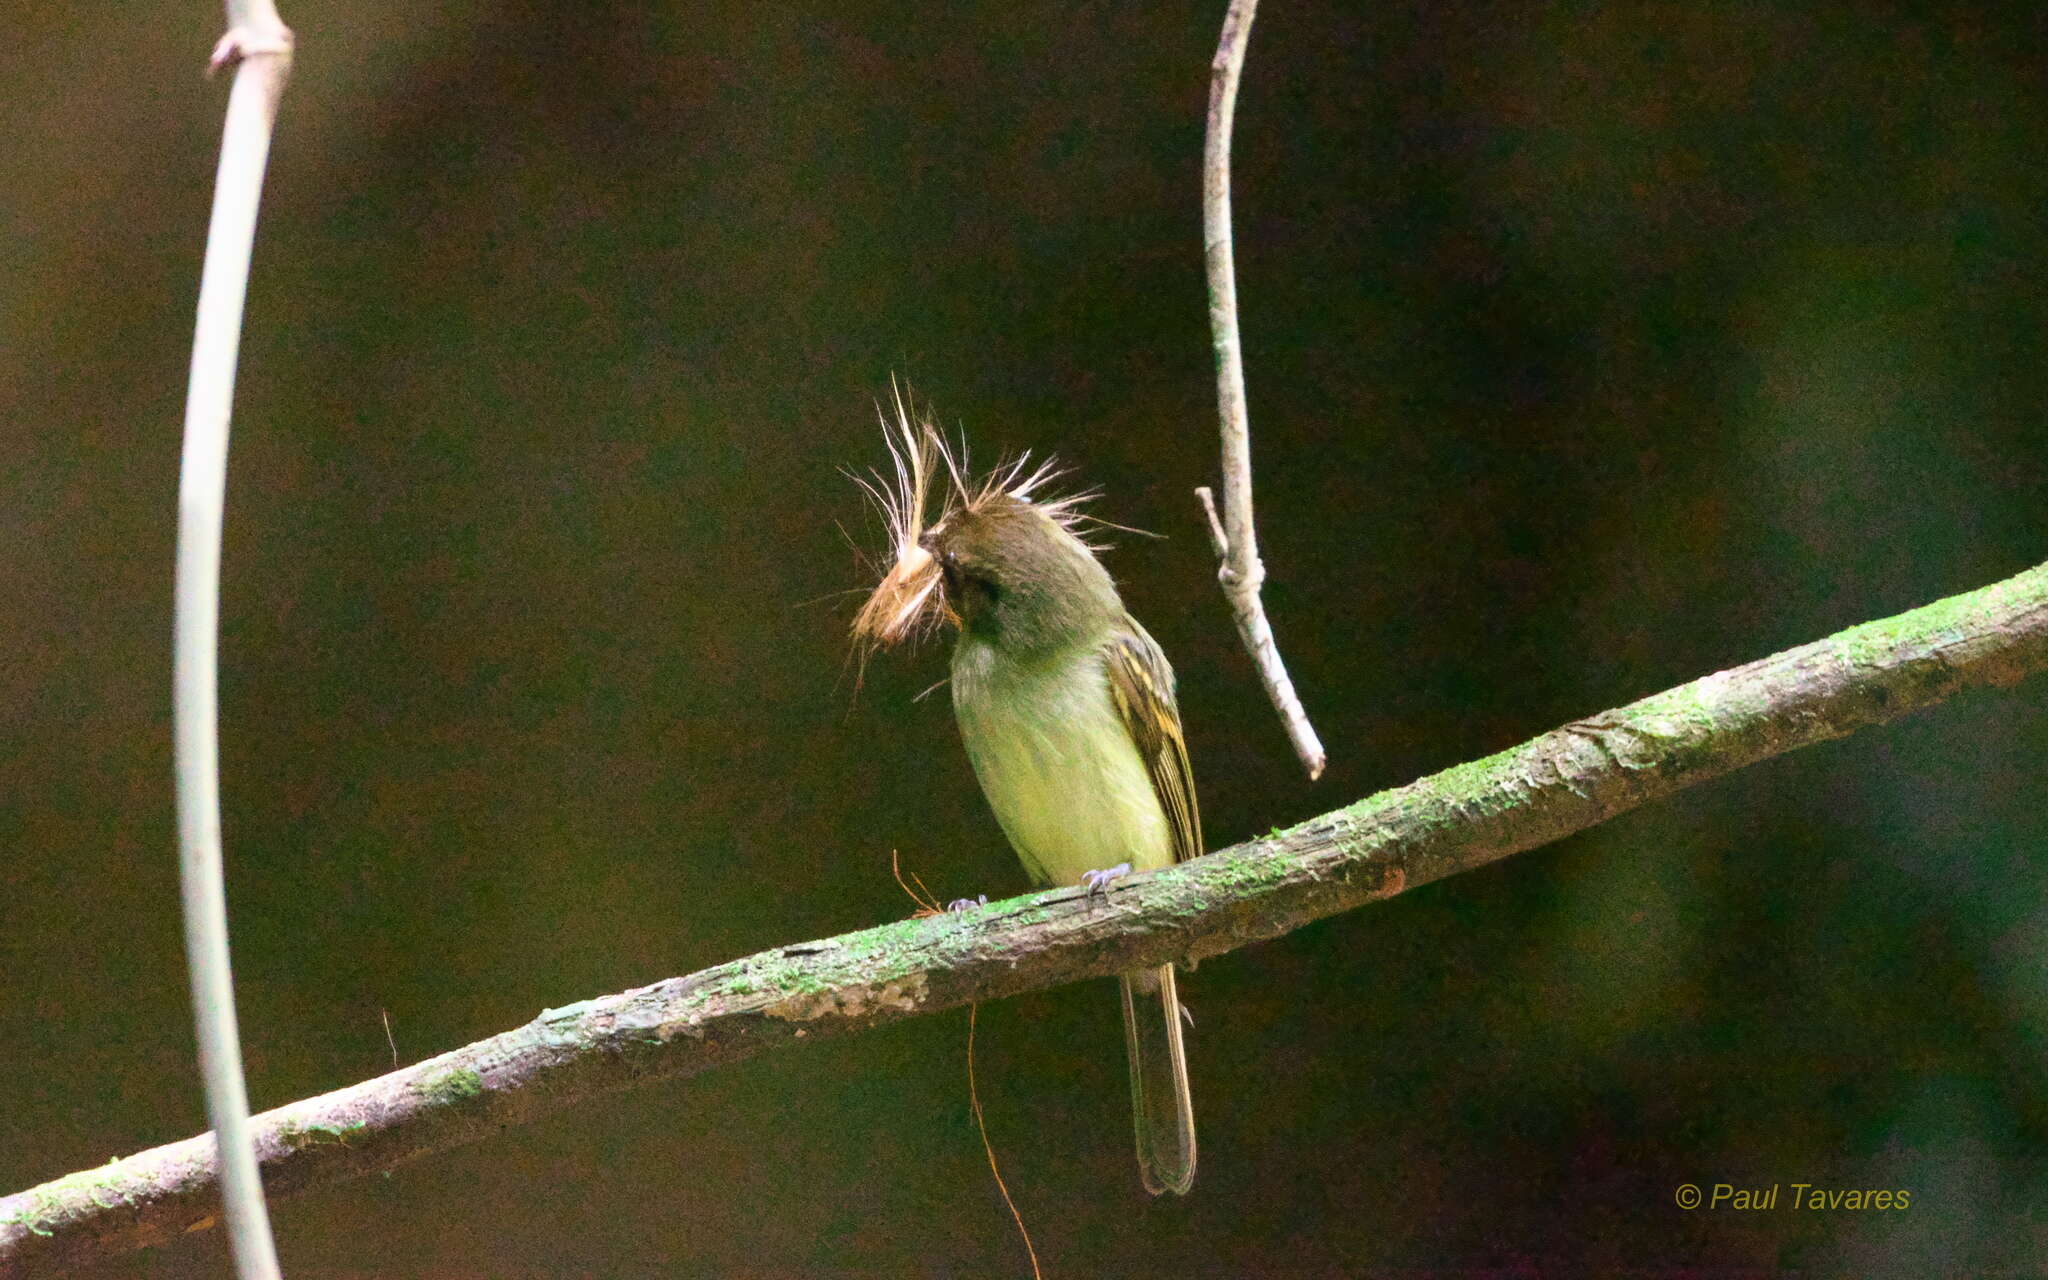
left=950, top=639, right=1175, bottom=887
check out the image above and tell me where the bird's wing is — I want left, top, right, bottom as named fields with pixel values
left=1104, top=618, right=1204, bottom=864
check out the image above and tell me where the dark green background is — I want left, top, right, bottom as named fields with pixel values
left=5, top=1, right=2045, bottom=1274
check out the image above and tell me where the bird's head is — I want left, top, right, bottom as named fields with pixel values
left=851, top=388, right=1122, bottom=662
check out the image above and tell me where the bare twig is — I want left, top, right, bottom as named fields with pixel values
left=175, top=4, right=294, bottom=1279
left=969, top=1004, right=1041, bottom=1280
left=1200, top=0, right=1327, bottom=780
left=6, top=560, right=2046, bottom=1274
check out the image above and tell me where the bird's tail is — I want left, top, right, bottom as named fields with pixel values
left=1119, top=963, right=1196, bottom=1196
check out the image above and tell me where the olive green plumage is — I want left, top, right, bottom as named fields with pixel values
left=930, top=496, right=1201, bottom=1198
left=853, top=400, right=1203, bottom=1196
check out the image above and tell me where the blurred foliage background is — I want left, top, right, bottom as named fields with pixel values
left=4, top=1, right=2045, bottom=1274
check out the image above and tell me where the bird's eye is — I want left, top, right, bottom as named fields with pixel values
left=937, top=549, right=1000, bottom=605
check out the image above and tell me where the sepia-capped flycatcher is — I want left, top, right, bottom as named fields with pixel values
left=852, top=392, right=1199, bottom=1196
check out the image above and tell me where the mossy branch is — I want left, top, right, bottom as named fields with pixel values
left=6, top=560, right=2046, bottom=1276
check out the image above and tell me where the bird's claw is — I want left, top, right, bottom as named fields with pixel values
left=1080, top=863, right=1133, bottom=899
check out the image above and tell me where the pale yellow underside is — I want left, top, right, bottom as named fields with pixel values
left=951, top=637, right=1174, bottom=888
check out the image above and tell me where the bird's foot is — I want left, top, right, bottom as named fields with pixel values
left=1080, top=863, right=1133, bottom=899
left=947, top=895, right=988, bottom=913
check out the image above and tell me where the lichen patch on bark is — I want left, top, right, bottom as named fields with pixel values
left=763, top=974, right=929, bottom=1022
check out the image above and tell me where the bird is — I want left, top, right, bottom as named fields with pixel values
left=852, top=390, right=1200, bottom=1196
